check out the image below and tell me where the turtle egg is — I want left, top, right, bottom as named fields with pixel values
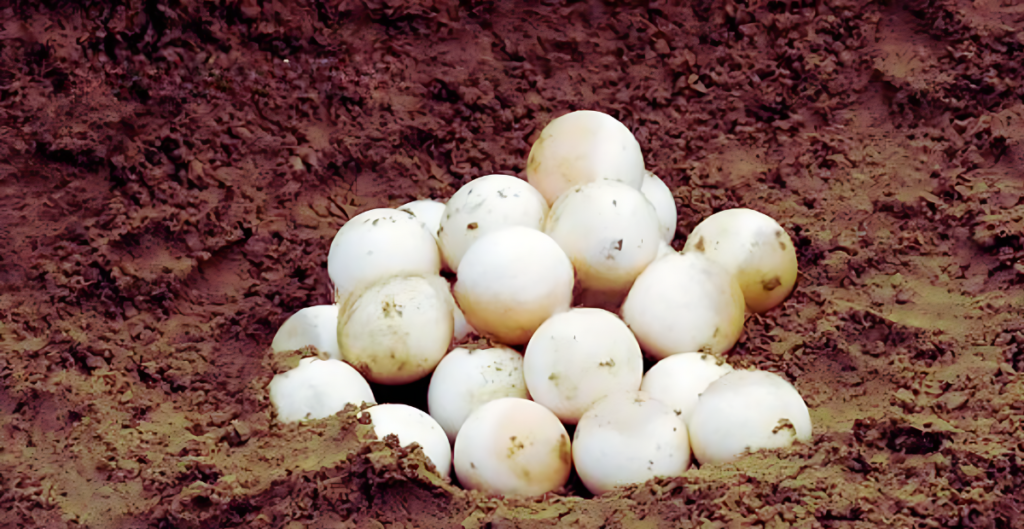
left=640, top=171, right=678, bottom=243
left=655, top=240, right=677, bottom=260
left=573, top=391, right=691, bottom=496
left=682, top=208, right=798, bottom=313
left=327, top=208, right=441, bottom=306
left=271, top=305, right=342, bottom=360
left=544, top=181, right=662, bottom=295
left=438, top=174, right=549, bottom=272
left=454, top=226, right=574, bottom=346
left=523, top=308, right=643, bottom=424
left=339, top=275, right=454, bottom=385
left=452, top=302, right=477, bottom=342
left=427, top=346, right=530, bottom=444
left=454, top=397, right=572, bottom=496
left=526, top=110, right=645, bottom=205
left=397, top=199, right=447, bottom=242
left=621, top=252, right=745, bottom=360
left=640, top=352, right=733, bottom=424
left=268, top=357, right=376, bottom=423
left=688, top=369, right=812, bottom=465
left=365, top=404, right=452, bottom=479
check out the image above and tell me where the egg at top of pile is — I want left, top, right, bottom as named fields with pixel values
left=526, top=110, right=646, bottom=205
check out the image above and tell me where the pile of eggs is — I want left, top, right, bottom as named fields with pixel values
left=267, top=110, right=811, bottom=497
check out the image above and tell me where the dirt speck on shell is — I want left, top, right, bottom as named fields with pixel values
left=1, top=0, right=1023, bottom=527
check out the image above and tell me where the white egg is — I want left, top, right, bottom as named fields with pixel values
left=427, top=346, right=530, bottom=444
left=365, top=404, right=452, bottom=479
left=397, top=199, right=447, bottom=242
left=526, top=110, right=645, bottom=205
left=268, top=357, right=376, bottom=423
left=682, top=208, right=799, bottom=313
left=655, top=240, right=677, bottom=260
left=454, top=227, right=574, bottom=346
left=338, top=275, right=454, bottom=385
left=544, top=181, right=662, bottom=295
left=688, top=369, right=812, bottom=465
left=573, top=391, right=690, bottom=496
left=451, top=302, right=477, bottom=342
left=640, top=352, right=734, bottom=424
left=621, top=252, right=745, bottom=360
left=327, top=208, right=441, bottom=306
left=270, top=305, right=342, bottom=360
left=640, top=171, right=678, bottom=243
left=523, top=308, right=643, bottom=424
left=438, top=174, right=549, bottom=272
left=454, top=397, right=572, bottom=496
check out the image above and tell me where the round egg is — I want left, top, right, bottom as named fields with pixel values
left=454, top=397, right=572, bottom=496
left=682, top=208, right=798, bottom=313
left=427, top=346, right=530, bottom=444
left=573, top=391, right=691, bottom=495
left=523, top=308, right=643, bottom=424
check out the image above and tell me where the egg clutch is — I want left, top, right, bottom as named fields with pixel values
left=266, top=110, right=810, bottom=497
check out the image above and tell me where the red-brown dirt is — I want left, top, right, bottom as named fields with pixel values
left=1, top=0, right=1023, bottom=527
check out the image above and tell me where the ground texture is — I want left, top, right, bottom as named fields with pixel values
left=1, top=0, right=1023, bottom=527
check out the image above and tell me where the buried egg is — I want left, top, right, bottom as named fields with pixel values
left=364, top=404, right=452, bottom=479
left=523, top=308, right=643, bottom=424
left=327, top=208, right=441, bottom=306
left=573, top=391, right=691, bottom=496
left=682, top=208, right=799, bottom=313
left=454, top=397, right=572, bottom=496
left=438, top=174, right=549, bottom=272
left=688, top=369, right=812, bottom=465
left=544, top=181, right=662, bottom=296
left=454, top=227, right=574, bottom=346
left=338, top=275, right=454, bottom=385
left=526, top=110, right=646, bottom=205
left=271, top=305, right=342, bottom=360
left=268, top=357, right=376, bottom=423
left=621, top=252, right=745, bottom=360
left=427, top=346, right=530, bottom=444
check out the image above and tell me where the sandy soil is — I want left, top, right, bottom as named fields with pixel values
left=1, top=0, right=1023, bottom=527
